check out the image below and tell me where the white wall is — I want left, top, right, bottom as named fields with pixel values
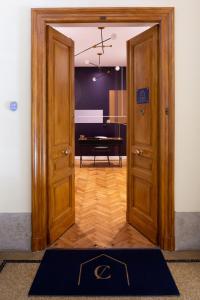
left=0, top=0, right=200, bottom=213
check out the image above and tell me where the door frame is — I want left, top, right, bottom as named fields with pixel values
left=31, top=7, right=175, bottom=251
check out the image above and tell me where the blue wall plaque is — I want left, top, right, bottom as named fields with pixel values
left=136, top=88, right=149, bottom=104
left=9, top=101, right=18, bottom=111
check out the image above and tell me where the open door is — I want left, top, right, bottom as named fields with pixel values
left=47, top=26, right=75, bottom=244
left=127, top=26, right=159, bottom=244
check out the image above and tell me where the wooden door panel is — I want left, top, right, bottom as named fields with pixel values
left=135, top=40, right=152, bottom=86
left=130, top=174, right=157, bottom=242
left=133, top=155, right=152, bottom=171
left=53, top=42, right=71, bottom=145
left=134, top=104, right=151, bottom=145
left=127, top=26, right=158, bottom=244
left=47, top=26, right=75, bottom=244
left=49, top=182, right=74, bottom=242
left=51, top=180, right=71, bottom=219
left=133, top=177, right=151, bottom=214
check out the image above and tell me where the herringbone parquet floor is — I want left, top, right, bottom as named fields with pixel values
left=52, top=158, right=154, bottom=248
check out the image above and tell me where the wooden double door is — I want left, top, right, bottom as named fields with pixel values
left=47, top=25, right=159, bottom=245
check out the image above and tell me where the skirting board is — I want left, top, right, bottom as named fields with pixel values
left=175, top=212, right=200, bottom=250
left=0, top=213, right=31, bottom=251
left=0, top=212, right=200, bottom=251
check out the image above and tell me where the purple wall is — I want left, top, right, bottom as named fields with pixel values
left=75, top=67, right=126, bottom=156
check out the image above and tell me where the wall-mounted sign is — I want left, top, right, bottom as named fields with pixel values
left=136, top=88, right=149, bottom=104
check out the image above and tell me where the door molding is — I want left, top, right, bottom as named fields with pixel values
left=31, top=7, right=175, bottom=251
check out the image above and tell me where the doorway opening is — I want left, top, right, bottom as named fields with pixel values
left=31, top=7, right=175, bottom=251
left=48, top=24, right=156, bottom=249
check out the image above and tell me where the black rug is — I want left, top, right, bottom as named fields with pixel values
left=29, top=248, right=180, bottom=296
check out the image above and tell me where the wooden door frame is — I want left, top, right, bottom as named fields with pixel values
left=31, top=7, right=175, bottom=251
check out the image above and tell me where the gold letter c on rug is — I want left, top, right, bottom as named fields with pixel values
left=94, top=265, right=111, bottom=280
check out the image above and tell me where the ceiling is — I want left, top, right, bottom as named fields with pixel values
left=54, top=26, right=150, bottom=67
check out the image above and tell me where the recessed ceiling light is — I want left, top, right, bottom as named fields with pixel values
left=115, top=66, right=120, bottom=71
left=92, top=77, right=97, bottom=82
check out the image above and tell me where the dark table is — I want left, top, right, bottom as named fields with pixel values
left=78, top=136, right=123, bottom=167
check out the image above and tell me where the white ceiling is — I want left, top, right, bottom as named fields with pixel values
left=54, top=26, right=150, bottom=67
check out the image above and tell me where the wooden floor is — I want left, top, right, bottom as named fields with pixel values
left=52, top=158, right=154, bottom=248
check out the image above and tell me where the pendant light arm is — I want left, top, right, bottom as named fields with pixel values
left=75, top=37, right=111, bottom=56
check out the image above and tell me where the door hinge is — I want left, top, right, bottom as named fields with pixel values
left=165, top=107, right=169, bottom=115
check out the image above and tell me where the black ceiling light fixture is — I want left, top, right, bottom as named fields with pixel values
left=75, top=27, right=116, bottom=68
left=75, top=27, right=120, bottom=82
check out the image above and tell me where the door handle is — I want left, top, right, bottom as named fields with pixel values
left=62, top=149, right=70, bottom=156
left=133, top=149, right=143, bottom=156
